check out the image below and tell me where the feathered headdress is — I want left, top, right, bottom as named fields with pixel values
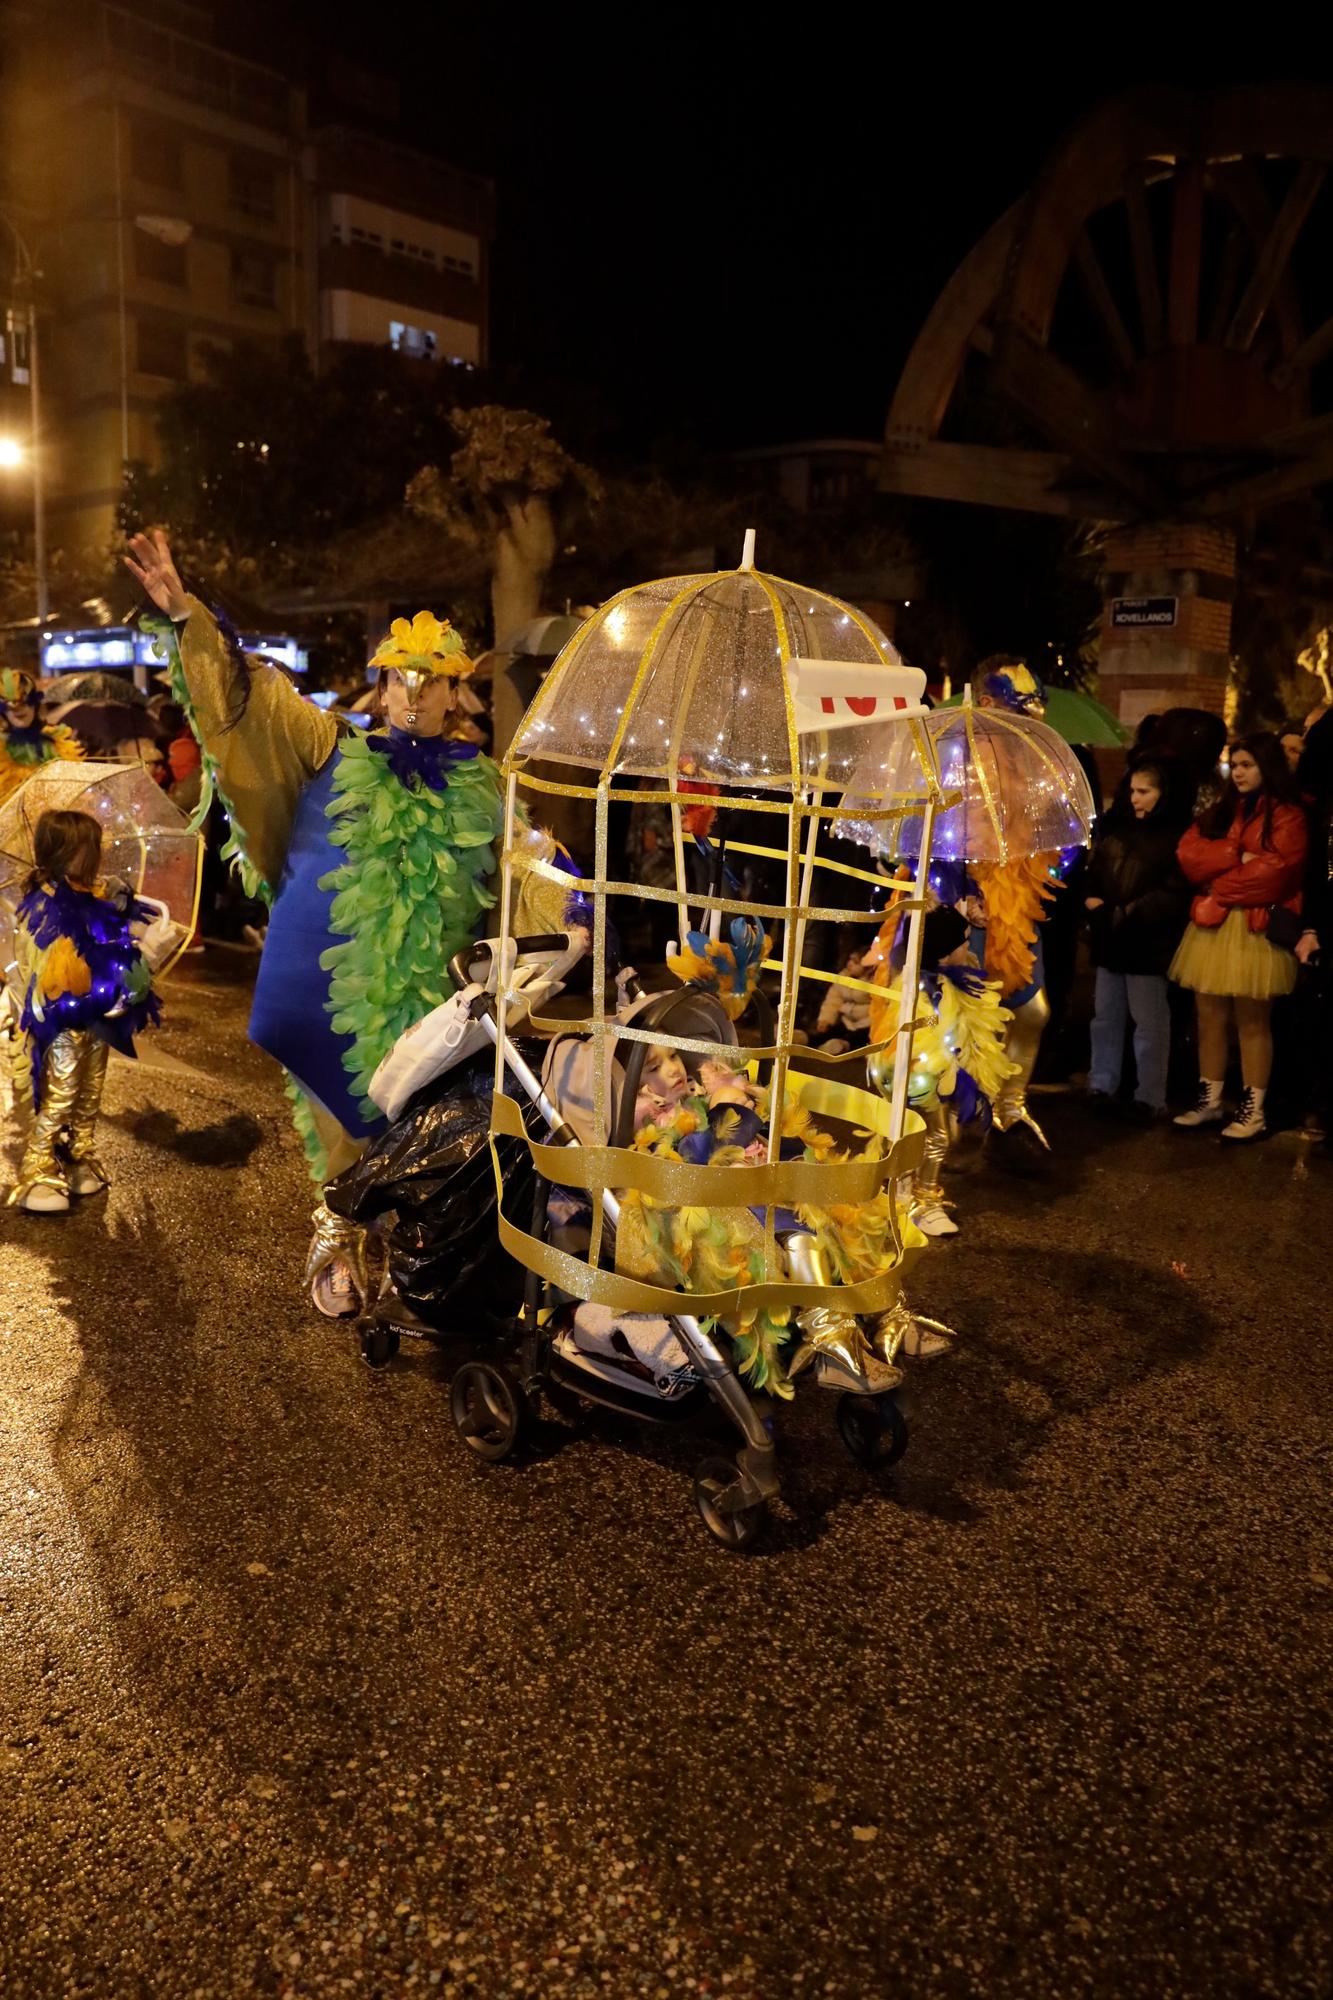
left=0, top=667, right=36, bottom=706
left=980, top=661, right=1045, bottom=716
left=666, top=916, right=769, bottom=1020
left=369, top=611, right=475, bottom=680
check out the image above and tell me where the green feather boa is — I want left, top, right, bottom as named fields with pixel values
left=319, top=732, right=503, bottom=1115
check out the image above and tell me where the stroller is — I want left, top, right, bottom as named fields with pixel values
left=331, top=928, right=926, bottom=1549
left=331, top=549, right=949, bottom=1548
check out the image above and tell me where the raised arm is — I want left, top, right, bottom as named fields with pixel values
left=125, top=530, right=337, bottom=893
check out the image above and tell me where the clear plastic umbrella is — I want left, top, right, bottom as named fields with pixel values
left=0, top=759, right=202, bottom=983
left=841, top=693, right=1096, bottom=864
left=511, top=561, right=912, bottom=793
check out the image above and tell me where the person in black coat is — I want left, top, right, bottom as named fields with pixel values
left=1296, top=711, right=1333, bottom=1159
left=1084, top=755, right=1192, bottom=1119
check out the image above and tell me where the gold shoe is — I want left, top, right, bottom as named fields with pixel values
left=866, top=1297, right=955, bottom=1365
left=304, top=1203, right=370, bottom=1318
left=993, top=1104, right=1050, bottom=1148
left=789, top=1308, right=903, bottom=1395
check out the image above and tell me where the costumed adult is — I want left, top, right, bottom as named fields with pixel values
left=864, top=896, right=1016, bottom=1238
left=124, top=528, right=560, bottom=1317
left=1296, top=711, right=1333, bottom=1162
left=1083, top=755, right=1192, bottom=1120
left=1171, top=732, right=1307, bottom=1143
left=968, top=659, right=1066, bottom=1160
left=0, top=668, right=82, bottom=804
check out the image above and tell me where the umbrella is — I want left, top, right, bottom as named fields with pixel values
left=938, top=684, right=1128, bottom=747
left=496, top=612, right=588, bottom=657
left=0, top=759, right=202, bottom=980
left=512, top=568, right=921, bottom=788
left=41, top=670, right=150, bottom=708
left=841, top=696, right=1096, bottom=864
left=48, top=700, right=160, bottom=760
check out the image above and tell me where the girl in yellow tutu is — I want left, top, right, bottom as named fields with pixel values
left=1171, top=733, right=1307, bottom=1143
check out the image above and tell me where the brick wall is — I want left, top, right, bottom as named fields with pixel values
left=1102, top=524, right=1236, bottom=576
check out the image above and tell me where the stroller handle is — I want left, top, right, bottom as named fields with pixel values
left=448, top=934, right=573, bottom=996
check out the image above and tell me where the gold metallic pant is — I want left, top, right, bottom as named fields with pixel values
left=9, top=1029, right=109, bottom=1203
left=910, top=1098, right=952, bottom=1208
left=992, top=987, right=1050, bottom=1133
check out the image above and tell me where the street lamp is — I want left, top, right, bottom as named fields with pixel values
left=0, top=211, right=47, bottom=626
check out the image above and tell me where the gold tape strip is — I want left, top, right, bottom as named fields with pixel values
left=767, top=958, right=924, bottom=1001
left=516, top=1008, right=930, bottom=1059
left=495, top=1195, right=924, bottom=1318
left=494, top=1073, right=923, bottom=1157
left=508, top=988, right=924, bottom=1056
left=509, top=768, right=937, bottom=816
left=725, top=841, right=895, bottom=891
left=505, top=868, right=894, bottom=927
left=962, top=701, right=1004, bottom=865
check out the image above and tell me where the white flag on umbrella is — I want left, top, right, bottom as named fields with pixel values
left=787, top=658, right=928, bottom=734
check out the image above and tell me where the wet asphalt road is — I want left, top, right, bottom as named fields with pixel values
left=1, top=952, right=1330, bottom=2000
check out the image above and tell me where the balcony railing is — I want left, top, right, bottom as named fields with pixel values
left=85, top=5, right=291, bottom=128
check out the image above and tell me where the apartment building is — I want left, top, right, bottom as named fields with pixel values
left=312, top=126, right=490, bottom=370
left=0, top=0, right=492, bottom=554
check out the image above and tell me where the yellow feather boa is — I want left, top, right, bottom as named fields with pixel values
left=970, top=852, right=1059, bottom=998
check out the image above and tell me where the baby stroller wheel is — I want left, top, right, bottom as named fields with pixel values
left=359, top=1320, right=400, bottom=1369
left=837, top=1390, right=909, bottom=1469
left=692, top=1456, right=768, bottom=1552
left=451, top=1361, right=530, bottom=1462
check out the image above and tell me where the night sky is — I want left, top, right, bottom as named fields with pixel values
left=231, top=13, right=1328, bottom=455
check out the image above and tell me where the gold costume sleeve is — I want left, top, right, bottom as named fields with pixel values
left=177, top=594, right=338, bottom=891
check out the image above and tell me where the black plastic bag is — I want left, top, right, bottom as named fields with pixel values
left=326, top=1055, right=539, bottom=1322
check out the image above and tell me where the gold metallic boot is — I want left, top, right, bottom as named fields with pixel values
left=991, top=987, right=1051, bottom=1148
left=65, top=1035, right=111, bottom=1196
left=783, top=1232, right=903, bottom=1395
left=865, top=1292, right=955, bottom=1365
left=305, top=1202, right=370, bottom=1319
left=8, top=1029, right=91, bottom=1213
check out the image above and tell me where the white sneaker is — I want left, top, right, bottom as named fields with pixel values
left=912, top=1201, right=959, bottom=1238
left=21, top=1181, right=70, bottom=1213
left=1221, top=1088, right=1267, bottom=1143
left=1173, top=1084, right=1227, bottom=1129
left=69, top=1163, right=108, bottom=1197
left=312, top=1258, right=360, bottom=1318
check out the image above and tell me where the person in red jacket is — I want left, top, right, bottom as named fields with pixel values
left=1170, top=732, right=1307, bottom=1142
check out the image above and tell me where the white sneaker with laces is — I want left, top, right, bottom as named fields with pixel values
left=1173, top=1082, right=1227, bottom=1129
left=912, top=1201, right=960, bottom=1238
left=1221, top=1088, right=1267, bottom=1143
